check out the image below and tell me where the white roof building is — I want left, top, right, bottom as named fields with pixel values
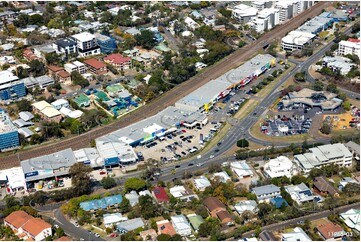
left=212, top=171, right=231, bottom=183
left=323, top=56, right=355, bottom=75
left=263, top=156, right=296, bottom=178
left=194, top=176, right=211, bottom=191
left=230, top=161, right=253, bottom=178
left=284, top=183, right=323, bottom=205
left=72, top=32, right=96, bottom=42
left=51, top=99, right=69, bottom=110
left=338, top=40, right=361, bottom=58
left=169, top=185, right=198, bottom=202
left=171, top=215, right=192, bottom=236
left=281, top=227, right=312, bottom=241
left=32, top=101, right=62, bottom=119
left=139, top=190, right=152, bottom=197
left=338, top=177, right=359, bottom=191
left=184, top=16, right=200, bottom=30
left=125, top=191, right=139, bottom=206
left=73, top=148, right=103, bottom=167
left=281, top=31, right=316, bottom=51
left=95, top=140, right=138, bottom=166
left=0, top=167, right=26, bottom=193
left=234, top=200, right=258, bottom=215
left=103, top=213, right=127, bottom=228
left=339, top=209, right=360, bottom=232
left=19, top=111, right=34, bottom=122
left=231, top=4, right=258, bottom=23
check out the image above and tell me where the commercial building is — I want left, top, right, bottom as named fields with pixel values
left=176, top=54, right=275, bottom=112
left=73, top=148, right=103, bottom=168
left=251, top=184, right=281, bottom=201
left=339, top=209, right=360, bottom=232
left=21, top=148, right=77, bottom=182
left=263, top=156, right=296, bottom=178
left=294, top=143, right=353, bottom=173
left=338, top=39, right=361, bottom=57
left=83, top=58, right=107, bottom=75
left=254, top=8, right=280, bottom=31
left=0, top=70, right=26, bottom=101
left=297, top=15, right=333, bottom=35
left=71, top=32, right=100, bottom=57
left=282, top=88, right=343, bottom=111
left=322, top=56, right=355, bottom=75
left=104, top=53, right=132, bottom=70
left=281, top=30, right=316, bottom=51
left=23, top=75, right=55, bottom=90
left=4, top=211, right=52, bottom=241
left=281, top=227, right=312, bottom=241
left=231, top=4, right=258, bottom=23
left=251, top=1, right=273, bottom=11
left=0, top=110, right=19, bottom=152
left=284, top=183, right=323, bottom=205
left=171, top=215, right=192, bottom=236
left=234, top=200, right=258, bottom=215
left=95, top=140, right=138, bottom=166
left=0, top=167, right=26, bottom=194
left=32, top=100, right=63, bottom=123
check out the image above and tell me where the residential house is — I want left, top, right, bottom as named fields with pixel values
left=187, top=214, right=204, bottom=232
left=338, top=39, right=360, bottom=57
left=139, top=229, right=157, bottom=241
left=338, top=177, right=359, bottom=191
left=55, top=236, right=71, bottom=241
left=171, top=215, right=192, bottom=236
left=152, top=186, right=170, bottom=203
left=316, top=222, right=344, bottom=240
left=281, top=227, right=312, bottom=241
left=47, top=65, right=71, bottom=83
left=339, top=209, right=360, bottom=232
left=53, top=38, right=77, bottom=56
left=285, top=183, right=323, bottom=205
left=4, top=210, right=52, bottom=241
left=18, top=127, right=34, bottom=139
left=83, top=58, right=107, bottom=75
left=103, top=213, right=127, bottom=228
left=104, top=53, right=132, bottom=70
left=169, top=185, right=198, bottom=202
left=23, top=49, right=40, bottom=61
left=230, top=161, right=253, bottom=178
left=51, top=99, right=70, bottom=110
left=193, top=176, right=211, bottom=191
left=251, top=184, right=281, bottom=201
left=116, top=218, right=144, bottom=233
left=156, top=220, right=177, bottom=236
left=19, top=112, right=34, bottom=122
left=263, top=156, right=296, bottom=178
left=234, top=200, right=258, bottom=215
left=23, top=75, right=55, bottom=90
left=313, top=176, right=340, bottom=197
left=32, top=100, right=63, bottom=123
left=203, top=197, right=233, bottom=225
left=73, top=94, right=91, bottom=107
left=125, top=191, right=139, bottom=206
left=213, top=171, right=231, bottom=183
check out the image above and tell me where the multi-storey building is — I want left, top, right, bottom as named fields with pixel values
left=0, top=110, right=19, bottom=152
left=71, top=32, right=101, bottom=57
left=338, top=39, right=361, bottom=57
left=52, top=38, right=77, bottom=56
left=0, top=71, right=26, bottom=101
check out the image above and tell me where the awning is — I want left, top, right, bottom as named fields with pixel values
left=165, top=127, right=177, bottom=134
left=156, top=132, right=166, bottom=137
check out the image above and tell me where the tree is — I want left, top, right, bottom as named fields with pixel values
left=29, top=60, right=46, bottom=77
left=208, top=163, right=222, bottom=173
left=280, top=187, right=293, bottom=206
left=157, top=234, right=172, bottom=241
left=71, top=71, right=89, bottom=88
left=47, top=17, right=62, bottom=29
left=13, top=14, right=29, bottom=28
left=68, top=163, right=93, bottom=196
left=119, top=198, right=131, bottom=213
left=291, top=175, right=309, bottom=185
left=100, top=176, right=116, bottom=189
left=326, top=83, right=339, bottom=94
left=320, top=122, right=332, bottom=135
left=313, top=80, right=324, bottom=91
left=294, top=72, right=306, bottom=82
left=15, top=99, right=32, bottom=112
left=343, top=101, right=351, bottom=111
left=139, top=195, right=160, bottom=219
left=237, top=138, right=249, bottom=148
left=45, top=52, right=61, bottom=65
left=218, top=7, right=232, bottom=18
left=124, top=177, right=146, bottom=192
left=196, top=205, right=209, bottom=219
left=135, top=30, right=156, bottom=50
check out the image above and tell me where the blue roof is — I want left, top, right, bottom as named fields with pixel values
left=270, top=197, right=288, bottom=208
left=80, top=194, right=123, bottom=211
left=191, top=10, right=203, bottom=18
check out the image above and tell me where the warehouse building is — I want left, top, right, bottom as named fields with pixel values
left=175, top=54, right=275, bottom=112
left=95, top=140, right=138, bottom=166
left=21, top=148, right=77, bottom=182
left=294, top=143, right=353, bottom=174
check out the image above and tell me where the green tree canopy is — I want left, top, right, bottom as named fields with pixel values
left=69, top=163, right=93, bottom=196
left=100, top=176, right=117, bottom=189
left=237, top=139, right=249, bottom=148
left=135, top=30, right=156, bottom=50
left=124, top=177, right=147, bottom=192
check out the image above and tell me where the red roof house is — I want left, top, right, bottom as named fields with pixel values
left=23, top=49, right=40, bottom=61
left=152, top=186, right=169, bottom=203
left=104, top=53, right=131, bottom=70
left=83, top=58, right=107, bottom=75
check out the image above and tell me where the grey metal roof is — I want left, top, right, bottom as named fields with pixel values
left=345, top=141, right=360, bottom=155
left=117, top=218, right=144, bottom=232
left=252, top=184, right=280, bottom=196
left=18, top=127, right=34, bottom=138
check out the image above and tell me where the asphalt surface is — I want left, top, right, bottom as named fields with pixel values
left=242, top=202, right=360, bottom=238
left=0, top=2, right=330, bottom=169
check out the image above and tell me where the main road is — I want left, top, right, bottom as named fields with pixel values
left=0, top=2, right=331, bottom=168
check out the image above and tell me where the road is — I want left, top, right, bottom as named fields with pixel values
left=242, top=202, right=360, bottom=238
left=0, top=2, right=331, bottom=169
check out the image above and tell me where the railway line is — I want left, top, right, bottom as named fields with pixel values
left=0, top=2, right=331, bottom=168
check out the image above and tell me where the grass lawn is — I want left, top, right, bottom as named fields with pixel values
left=329, top=175, right=342, bottom=187
left=349, top=98, right=360, bottom=108
left=250, top=118, right=311, bottom=143
left=234, top=99, right=260, bottom=120
left=331, top=128, right=360, bottom=137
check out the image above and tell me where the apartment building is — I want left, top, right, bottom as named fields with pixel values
left=338, top=39, right=361, bottom=57
left=71, top=32, right=101, bottom=57
left=0, top=110, right=19, bottom=152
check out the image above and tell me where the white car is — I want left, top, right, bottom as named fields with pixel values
left=209, top=155, right=214, bottom=159
left=74, top=222, right=79, bottom=227
left=54, top=224, right=59, bottom=229
left=94, top=233, right=100, bottom=238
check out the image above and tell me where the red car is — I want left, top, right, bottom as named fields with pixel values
left=181, top=130, right=187, bottom=133
left=99, top=170, right=106, bottom=175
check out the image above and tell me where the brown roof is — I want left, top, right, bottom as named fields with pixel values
left=156, top=220, right=176, bottom=236
left=313, top=176, right=340, bottom=196
left=55, top=236, right=71, bottom=241
left=22, top=217, right=51, bottom=237
left=317, top=222, right=344, bottom=239
left=203, top=197, right=225, bottom=212
left=5, top=211, right=32, bottom=229
left=48, top=65, right=64, bottom=72
left=139, top=229, right=157, bottom=241
left=216, top=210, right=232, bottom=222
left=57, top=70, right=70, bottom=78
left=84, top=58, right=106, bottom=69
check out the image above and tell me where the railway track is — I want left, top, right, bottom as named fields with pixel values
left=0, top=2, right=331, bottom=168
